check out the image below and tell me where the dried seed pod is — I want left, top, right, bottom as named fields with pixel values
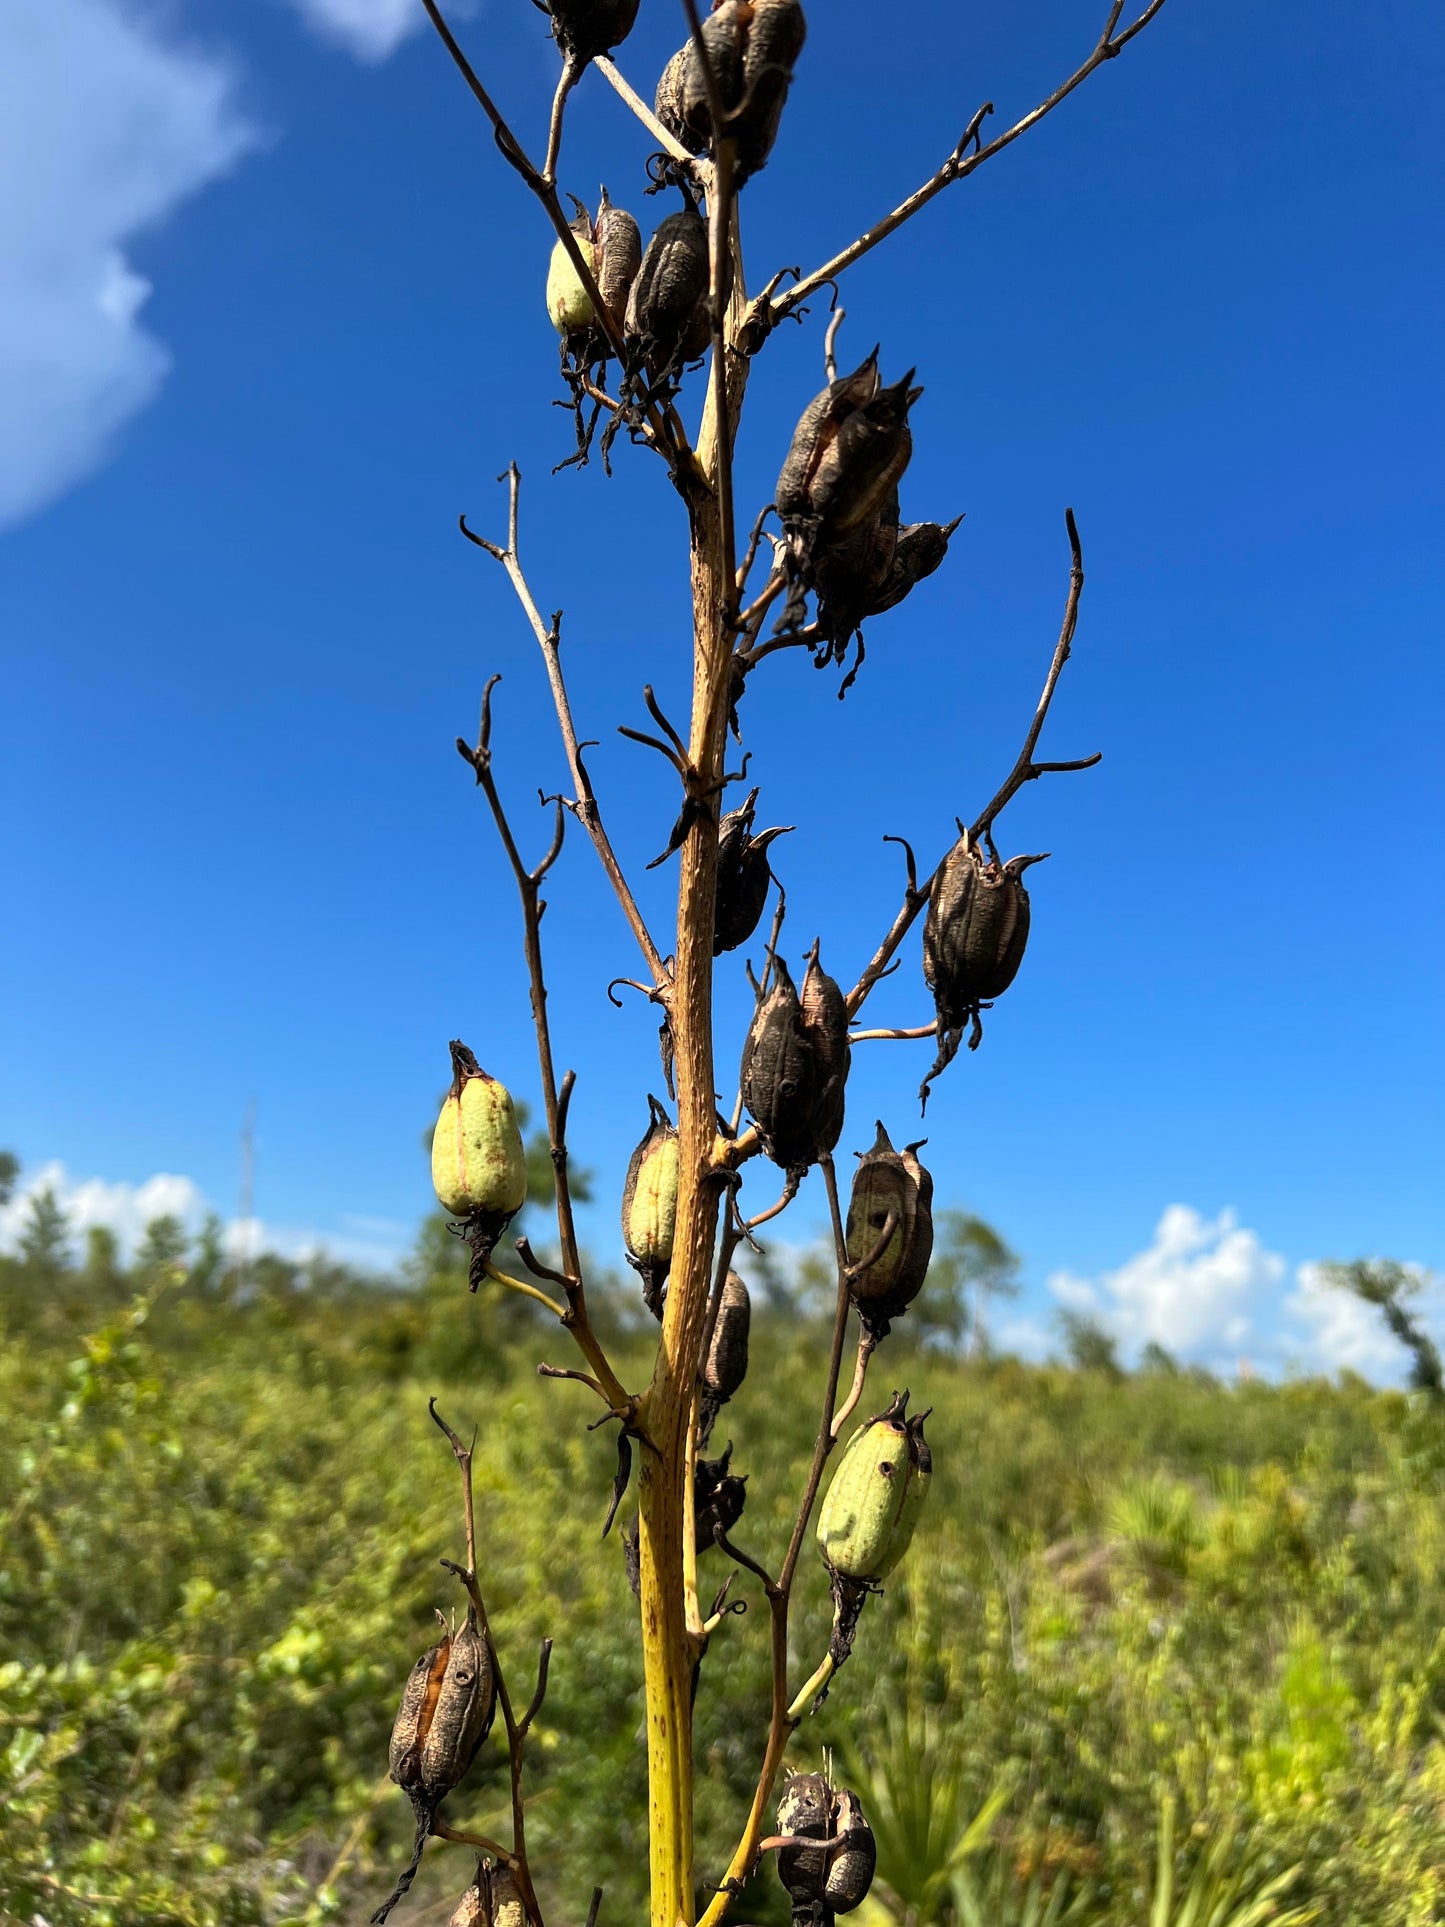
left=654, top=4, right=747, bottom=156
left=593, top=188, right=642, bottom=333
left=431, top=1042, right=528, bottom=1286
left=418, top=1609, right=495, bottom=1799
left=447, top=1871, right=488, bottom=1927
left=778, top=353, right=922, bottom=546
left=921, top=829, right=1047, bottom=1101
left=488, top=1865, right=527, bottom=1927
left=695, top=1442, right=748, bottom=1547
left=776, top=1771, right=833, bottom=1906
left=740, top=954, right=819, bottom=1175
left=699, top=1270, right=751, bottom=1445
left=388, top=1636, right=451, bottom=1791
left=733, top=0, right=807, bottom=182
left=844, top=1122, right=934, bottom=1337
left=547, top=0, right=640, bottom=64
left=812, top=491, right=899, bottom=645
left=655, top=0, right=806, bottom=183
left=625, top=206, right=717, bottom=373
left=621, top=1095, right=679, bottom=1320
left=868, top=515, right=960, bottom=615
left=714, top=787, right=791, bottom=955
left=799, top=939, right=850, bottom=1157
left=824, top=1789, right=877, bottom=1914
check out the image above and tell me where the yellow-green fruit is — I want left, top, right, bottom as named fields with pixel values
left=547, top=228, right=597, bottom=336
left=621, top=1095, right=679, bottom=1320
left=431, top=1041, right=527, bottom=1220
left=817, top=1391, right=931, bottom=1582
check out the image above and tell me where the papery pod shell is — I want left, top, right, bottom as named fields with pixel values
left=714, top=787, right=790, bottom=955
left=922, top=831, right=1041, bottom=1020
left=776, top=1772, right=833, bottom=1904
left=548, top=0, right=640, bottom=64
left=418, top=1607, right=496, bottom=1799
left=431, top=1043, right=528, bottom=1223
left=593, top=188, right=641, bottom=333
left=388, top=1637, right=451, bottom=1790
left=800, top=940, right=850, bottom=1156
left=844, top=1122, right=933, bottom=1331
left=489, top=1865, right=527, bottom=1927
left=703, top=1271, right=751, bottom=1406
left=813, top=491, right=899, bottom=640
left=733, top=0, right=807, bottom=183
left=621, top=1095, right=679, bottom=1320
left=546, top=214, right=597, bottom=338
left=740, top=954, right=818, bottom=1174
left=625, top=207, right=713, bottom=370
left=809, top=371, right=920, bottom=538
left=776, top=354, right=881, bottom=525
left=695, top=1442, right=747, bottom=1546
left=824, top=1789, right=877, bottom=1914
left=654, top=3, right=748, bottom=155
left=817, top=1392, right=930, bottom=1583
left=869, top=516, right=959, bottom=616
left=447, top=1867, right=488, bottom=1927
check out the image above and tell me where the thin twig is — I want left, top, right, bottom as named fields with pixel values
left=844, top=509, right=1096, bottom=1021
left=595, top=56, right=700, bottom=167
left=543, top=58, right=581, bottom=186
left=848, top=1022, right=937, bottom=1043
left=771, top=0, right=1172, bottom=327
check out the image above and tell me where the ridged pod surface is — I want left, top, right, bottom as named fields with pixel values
left=714, top=788, right=791, bottom=954
left=547, top=191, right=640, bottom=347
left=844, top=1122, right=934, bottom=1335
left=625, top=207, right=716, bottom=372
left=431, top=1043, right=527, bottom=1224
left=799, top=940, right=850, bottom=1156
left=921, top=830, right=1046, bottom=1101
left=739, top=955, right=818, bottom=1174
left=777, top=353, right=922, bottom=544
left=655, top=0, right=806, bottom=183
left=621, top=1096, right=679, bottom=1319
left=417, top=1609, right=495, bottom=1799
left=823, top=1788, right=877, bottom=1914
left=817, top=1391, right=931, bottom=1583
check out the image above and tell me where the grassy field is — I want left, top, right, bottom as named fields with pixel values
left=3, top=1228, right=1444, bottom=1927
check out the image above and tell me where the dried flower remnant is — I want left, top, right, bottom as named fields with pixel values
left=844, top=1122, right=934, bottom=1339
left=432, top=1042, right=528, bottom=1288
left=921, top=828, right=1047, bottom=1103
left=622, top=1095, right=680, bottom=1319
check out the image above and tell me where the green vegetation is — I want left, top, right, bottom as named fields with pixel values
left=3, top=1175, right=1443, bottom=1926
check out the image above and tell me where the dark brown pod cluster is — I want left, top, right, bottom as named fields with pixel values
left=777, top=351, right=922, bottom=553
left=714, top=788, right=791, bottom=955
left=625, top=206, right=722, bottom=380
left=844, top=1122, right=934, bottom=1338
left=740, top=945, right=850, bottom=1176
left=655, top=0, right=807, bottom=184
left=921, top=828, right=1046, bottom=1103
left=373, top=1610, right=496, bottom=1922
left=776, top=1775, right=876, bottom=1924
left=699, top=1269, right=750, bottom=1446
left=547, top=0, right=640, bottom=65
left=695, top=1442, right=747, bottom=1548
left=813, top=497, right=963, bottom=671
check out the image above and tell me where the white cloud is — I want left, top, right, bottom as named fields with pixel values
left=0, top=0, right=255, bottom=530
left=1048, top=1204, right=1284, bottom=1370
left=1282, top=1260, right=1428, bottom=1380
left=0, top=1161, right=404, bottom=1275
left=281, top=0, right=423, bottom=62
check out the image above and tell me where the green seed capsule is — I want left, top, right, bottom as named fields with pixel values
left=431, top=1043, right=527, bottom=1224
left=546, top=215, right=597, bottom=338
left=817, top=1391, right=931, bottom=1583
left=621, top=1095, right=679, bottom=1320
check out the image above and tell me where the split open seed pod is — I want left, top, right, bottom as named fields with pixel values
left=714, top=788, right=791, bottom=955
left=655, top=0, right=806, bottom=183
left=844, top=1122, right=934, bottom=1338
left=824, top=1788, right=877, bottom=1914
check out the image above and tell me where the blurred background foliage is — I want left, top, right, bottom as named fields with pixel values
left=2, top=1151, right=1443, bottom=1926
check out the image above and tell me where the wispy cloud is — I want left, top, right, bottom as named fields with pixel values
left=0, top=0, right=256, bottom=531
left=280, top=0, right=423, bottom=63
left=0, top=1160, right=405, bottom=1276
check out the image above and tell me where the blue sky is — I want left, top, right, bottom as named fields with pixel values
left=2, top=0, right=1441, bottom=1377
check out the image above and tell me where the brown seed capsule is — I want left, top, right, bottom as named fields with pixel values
left=656, top=0, right=806, bottom=184
left=868, top=515, right=961, bottom=615
left=547, top=0, right=640, bottom=64
left=823, top=1789, right=877, bottom=1914
left=714, top=788, right=791, bottom=955
left=776, top=1771, right=833, bottom=1906
left=844, top=1122, right=934, bottom=1337
left=921, top=829, right=1047, bottom=1101
left=621, top=1095, right=680, bottom=1320
left=417, top=1609, right=495, bottom=1800
left=800, top=940, right=850, bottom=1158
left=695, top=1442, right=747, bottom=1547
left=488, top=1865, right=526, bottom=1927
left=699, top=1270, right=751, bottom=1445
left=812, top=490, right=900, bottom=646
left=740, top=954, right=819, bottom=1175
left=388, top=1637, right=451, bottom=1792
left=625, top=206, right=718, bottom=374
left=447, top=1866, right=488, bottom=1927
left=547, top=190, right=641, bottom=350
left=777, top=353, right=923, bottom=546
